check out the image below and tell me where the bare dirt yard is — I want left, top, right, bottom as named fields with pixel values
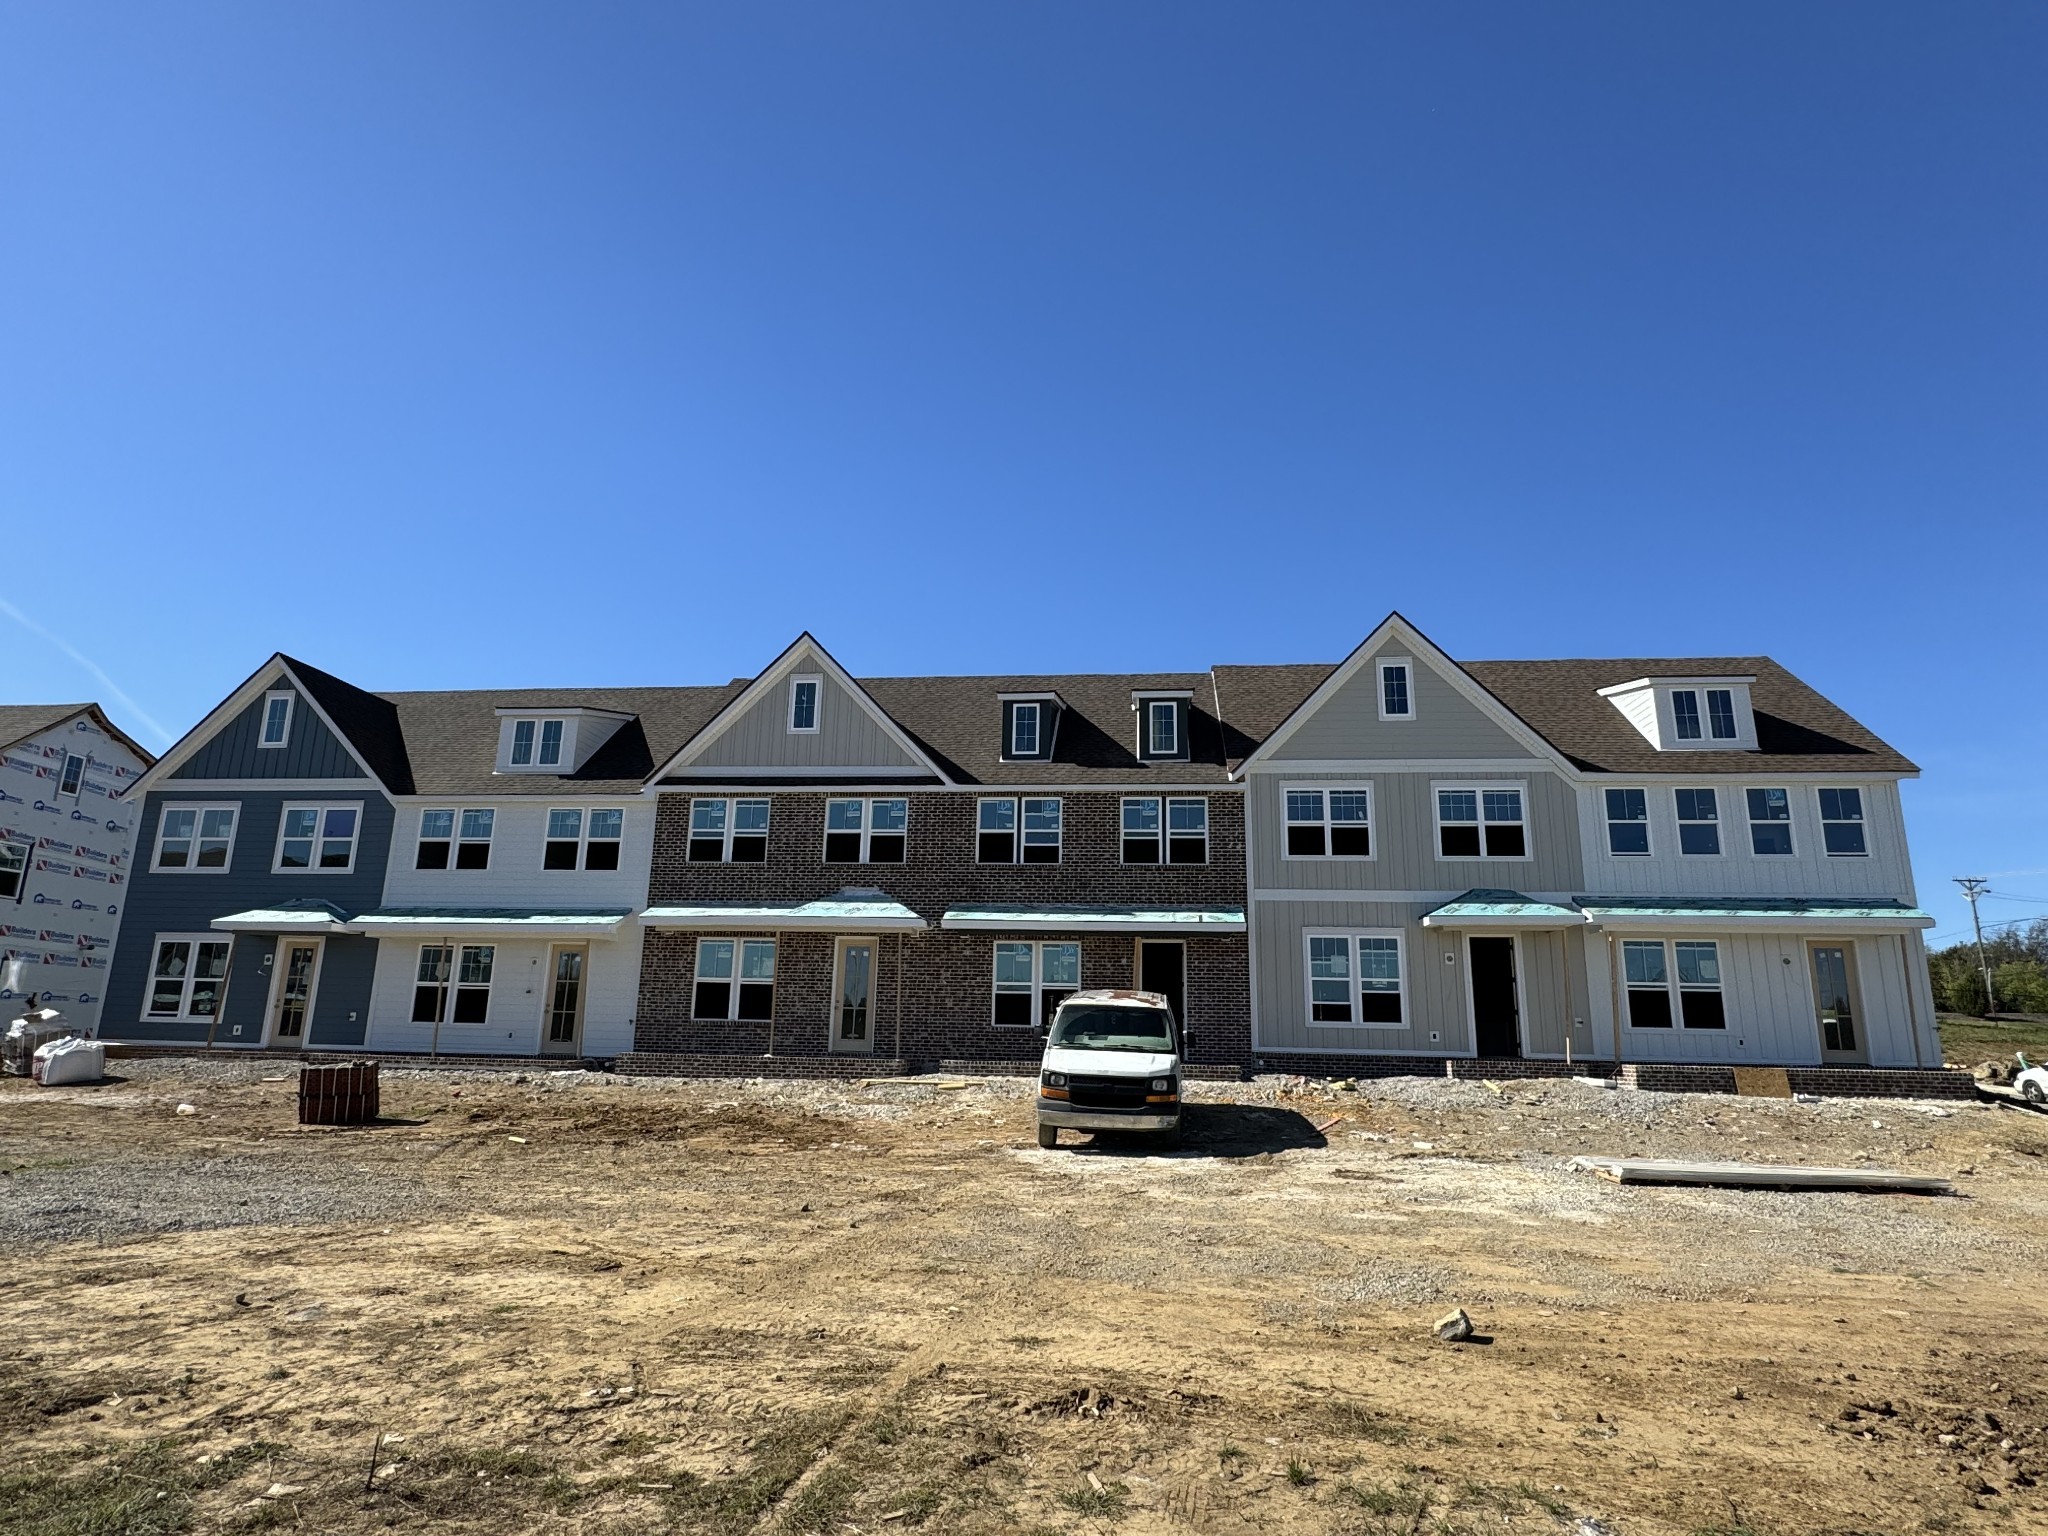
left=3, top=1062, right=2045, bottom=1536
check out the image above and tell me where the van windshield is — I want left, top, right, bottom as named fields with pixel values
left=1048, top=1006, right=1175, bottom=1053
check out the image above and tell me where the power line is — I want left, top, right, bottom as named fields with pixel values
left=1955, top=878, right=1998, bottom=1013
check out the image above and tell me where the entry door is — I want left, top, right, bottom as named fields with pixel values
left=1809, top=943, right=1865, bottom=1063
left=831, top=938, right=877, bottom=1055
left=543, top=945, right=587, bottom=1056
left=270, top=940, right=322, bottom=1045
left=1138, top=941, right=1186, bottom=1035
left=1467, top=936, right=1521, bottom=1058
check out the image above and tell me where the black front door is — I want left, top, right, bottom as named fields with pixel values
left=1468, top=937, right=1520, bottom=1058
left=1138, top=941, right=1186, bottom=1034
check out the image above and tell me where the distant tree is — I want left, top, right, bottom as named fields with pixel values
left=1993, top=960, right=2048, bottom=1016
left=1929, top=918, right=2048, bottom=1015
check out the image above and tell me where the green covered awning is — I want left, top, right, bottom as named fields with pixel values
left=940, top=904, right=1246, bottom=933
left=1575, top=897, right=1934, bottom=930
left=212, top=901, right=354, bottom=935
left=640, top=897, right=926, bottom=931
left=1419, top=890, right=1586, bottom=928
left=352, top=907, right=634, bottom=938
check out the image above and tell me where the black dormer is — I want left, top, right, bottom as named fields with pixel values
left=999, top=694, right=1062, bottom=761
left=1133, top=691, right=1192, bottom=761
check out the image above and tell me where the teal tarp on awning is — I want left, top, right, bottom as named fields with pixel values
left=641, top=898, right=926, bottom=931
left=1576, top=897, right=1933, bottom=929
left=1419, top=890, right=1585, bottom=928
left=353, top=907, right=633, bottom=937
left=940, top=905, right=1246, bottom=933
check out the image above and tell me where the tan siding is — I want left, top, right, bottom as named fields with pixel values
left=689, top=651, right=926, bottom=772
left=1266, top=648, right=1529, bottom=762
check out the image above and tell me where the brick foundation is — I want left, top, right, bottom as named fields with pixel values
left=1615, top=1062, right=1976, bottom=1100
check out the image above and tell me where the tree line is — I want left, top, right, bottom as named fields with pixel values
left=1930, top=916, right=2048, bottom=1015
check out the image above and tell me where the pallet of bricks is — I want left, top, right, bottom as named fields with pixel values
left=298, top=1061, right=380, bottom=1124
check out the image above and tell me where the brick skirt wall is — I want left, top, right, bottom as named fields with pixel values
left=1616, top=1062, right=1977, bottom=1100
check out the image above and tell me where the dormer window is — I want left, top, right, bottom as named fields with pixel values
left=788, top=676, right=820, bottom=734
left=511, top=721, right=537, bottom=765
left=1706, top=689, right=1738, bottom=739
left=496, top=707, right=632, bottom=774
left=999, top=695, right=1061, bottom=761
left=1672, top=690, right=1702, bottom=740
left=1132, top=691, right=1192, bottom=761
left=1013, top=702, right=1040, bottom=757
left=1597, top=676, right=1757, bottom=752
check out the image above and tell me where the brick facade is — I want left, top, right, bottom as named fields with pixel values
left=632, top=789, right=1250, bottom=1068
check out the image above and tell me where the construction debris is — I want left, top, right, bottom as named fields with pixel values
left=1570, top=1156, right=1951, bottom=1195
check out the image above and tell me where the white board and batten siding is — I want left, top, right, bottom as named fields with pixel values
left=363, top=929, right=643, bottom=1057
left=685, top=650, right=927, bottom=774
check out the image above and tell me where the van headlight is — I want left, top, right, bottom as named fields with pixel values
left=1042, top=1072, right=1067, bottom=1088
left=1151, top=1077, right=1174, bottom=1092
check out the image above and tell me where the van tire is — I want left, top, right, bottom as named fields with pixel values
left=1037, top=1124, right=1059, bottom=1148
left=1159, top=1123, right=1182, bottom=1150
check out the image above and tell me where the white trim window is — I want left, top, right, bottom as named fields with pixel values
left=259, top=690, right=294, bottom=749
left=1818, top=787, right=1868, bottom=857
left=1604, top=787, right=1650, bottom=856
left=688, top=798, right=770, bottom=863
left=1121, top=796, right=1209, bottom=864
left=57, top=753, right=86, bottom=798
left=992, top=940, right=1079, bottom=1028
left=1746, top=788, right=1793, bottom=856
left=146, top=935, right=234, bottom=1021
left=1010, top=701, right=1041, bottom=759
left=1674, top=787, right=1721, bottom=856
left=412, top=944, right=494, bottom=1025
left=416, top=808, right=494, bottom=870
left=693, top=938, right=776, bottom=1021
left=509, top=719, right=567, bottom=767
left=1284, top=786, right=1371, bottom=859
left=546, top=807, right=625, bottom=870
left=152, top=804, right=239, bottom=872
left=0, top=837, right=28, bottom=901
left=1622, top=939, right=1726, bottom=1030
left=1671, top=690, right=1703, bottom=741
left=274, top=803, right=362, bottom=873
left=1378, top=659, right=1414, bottom=721
left=1305, top=931, right=1405, bottom=1026
left=824, top=798, right=908, bottom=864
left=1706, top=689, right=1739, bottom=740
left=1434, top=785, right=1527, bottom=859
left=788, top=676, right=821, bottom=734
left=1147, top=700, right=1179, bottom=757
left=977, top=797, right=1060, bottom=864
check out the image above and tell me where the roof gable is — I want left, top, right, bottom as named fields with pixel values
left=130, top=656, right=398, bottom=796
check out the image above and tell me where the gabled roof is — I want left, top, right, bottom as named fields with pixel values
left=0, top=703, right=156, bottom=766
left=280, top=654, right=416, bottom=794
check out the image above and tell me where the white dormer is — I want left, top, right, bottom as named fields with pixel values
left=1596, top=676, right=1758, bottom=752
left=493, top=706, right=636, bottom=774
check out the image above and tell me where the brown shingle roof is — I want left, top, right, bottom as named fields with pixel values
left=0, top=703, right=157, bottom=765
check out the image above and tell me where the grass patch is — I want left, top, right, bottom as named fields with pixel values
left=1337, top=1481, right=1427, bottom=1519
left=1058, top=1481, right=1129, bottom=1520
left=1287, top=1459, right=1314, bottom=1486
left=781, top=1465, right=860, bottom=1533
left=657, top=1408, right=850, bottom=1534
left=1320, top=1399, right=1411, bottom=1445
left=1218, top=1443, right=1248, bottom=1464
left=0, top=1438, right=289, bottom=1536
left=1937, top=1014, right=2048, bottom=1065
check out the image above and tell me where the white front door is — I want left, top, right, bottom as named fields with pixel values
left=831, top=938, right=877, bottom=1055
left=268, top=939, right=323, bottom=1046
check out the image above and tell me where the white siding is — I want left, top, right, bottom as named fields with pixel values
left=365, top=929, right=642, bottom=1056
left=383, top=798, right=657, bottom=911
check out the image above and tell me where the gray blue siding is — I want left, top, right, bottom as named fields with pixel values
left=170, top=688, right=367, bottom=781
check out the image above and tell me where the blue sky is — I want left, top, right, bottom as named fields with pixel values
left=3, top=3, right=2043, bottom=943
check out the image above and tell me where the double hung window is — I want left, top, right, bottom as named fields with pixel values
left=1818, top=788, right=1867, bottom=856
left=57, top=754, right=85, bottom=797
left=1010, top=703, right=1041, bottom=758
left=694, top=939, right=776, bottom=1021
left=1378, top=660, right=1413, bottom=720
left=688, top=799, right=769, bottom=862
left=260, top=691, right=294, bottom=748
left=1622, top=939, right=1725, bottom=1029
left=1435, top=787, right=1526, bottom=859
left=1121, top=797, right=1208, bottom=864
left=1672, top=690, right=1703, bottom=741
left=1605, top=788, right=1649, bottom=856
left=545, top=808, right=624, bottom=870
left=412, top=944, right=494, bottom=1025
left=824, top=799, right=908, bottom=863
left=977, top=798, right=1060, bottom=863
left=509, top=719, right=566, bottom=767
left=153, top=805, right=238, bottom=871
left=1746, top=788, right=1793, bottom=856
left=275, top=804, right=361, bottom=872
left=1285, top=787, right=1371, bottom=858
left=417, top=808, right=494, bottom=869
left=1674, top=788, right=1720, bottom=856
left=992, top=941, right=1079, bottom=1028
left=1706, top=689, right=1738, bottom=740
left=146, top=936, right=233, bottom=1020
left=1306, top=932, right=1405, bottom=1025
left=1146, top=700, right=1179, bottom=757
left=0, top=838, right=27, bottom=901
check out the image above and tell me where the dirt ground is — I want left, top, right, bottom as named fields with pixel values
left=3, top=1063, right=2046, bottom=1536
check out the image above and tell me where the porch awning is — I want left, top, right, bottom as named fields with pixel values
left=939, top=904, right=1246, bottom=933
left=351, top=907, right=634, bottom=938
left=1419, top=890, right=1586, bottom=928
left=212, top=902, right=355, bottom=935
left=640, top=897, right=926, bottom=931
left=1575, top=898, right=1935, bottom=931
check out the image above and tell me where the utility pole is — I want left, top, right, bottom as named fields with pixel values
left=1955, top=877, right=1997, bottom=1016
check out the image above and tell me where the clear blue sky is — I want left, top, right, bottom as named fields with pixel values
left=3, top=3, right=2043, bottom=943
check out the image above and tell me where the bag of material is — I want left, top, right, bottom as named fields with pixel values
left=32, top=1035, right=104, bottom=1086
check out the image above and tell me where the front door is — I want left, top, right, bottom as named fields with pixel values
left=1810, top=943, right=1865, bottom=1063
left=543, top=945, right=587, bottom=1056
left=1468, top=936, right=1521, bottom=1058
left=1138, top=940, right=1186, bottom=1035
left=269, top=940, right=322, bottom=1046
left=831, top=938, right=877, bottom=1055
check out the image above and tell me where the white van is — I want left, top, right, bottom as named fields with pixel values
left=1035, top=988, right=1183, bottom=1149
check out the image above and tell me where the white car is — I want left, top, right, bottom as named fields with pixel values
left=2016, top=1057, right=2047, bottom=1105
left=1035, top=988, right=1183, bottom=1149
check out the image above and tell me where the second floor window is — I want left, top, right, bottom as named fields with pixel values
left=546, top=808, right=624, bottom=870
left=1674, top=788, right=1720, bottom=856
left=1605, top=788, right=1649, bottom=856
left=417, top=808, right=494, bottom=869
left=1746, top=788, right=1793, bottom=856
left=1436, top=787, right=1526, bottom=859
left=689, top=798, right=769, bottom=862
left=58, top=754, right=85, bottom=797
left=1121, top=797, right=1209, bottom=864
left=976, top=797, right=1061, bottom=863
left=1818, top=787, right=1867, bottom=856
left=276, top=804, right=360, bottom=872
left=260, top=691, right=293, bottom=748
left=825, top=798, right=907, bottom=863
left=1285, top=787, right=1370, bottom=858
left=1379, top=661, right=1413, bottom=720
left=154, top=805, right=238, bottom=871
